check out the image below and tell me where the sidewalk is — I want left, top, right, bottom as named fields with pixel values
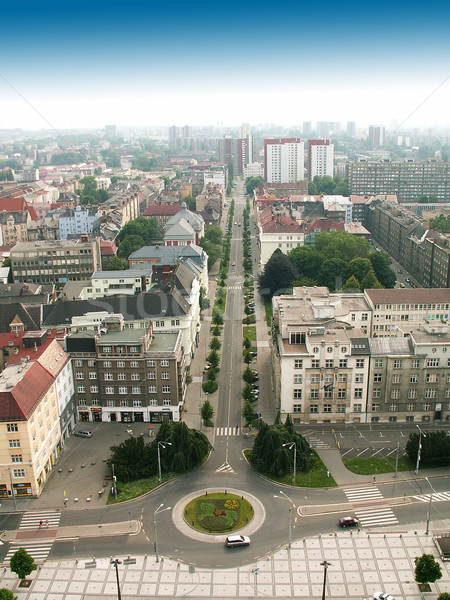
left=2, top=528, right=449, bottom=599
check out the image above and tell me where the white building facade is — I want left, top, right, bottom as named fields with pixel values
left=264, top=138, right=305, bottom=183
left=308, top=139, right=334, bottom=179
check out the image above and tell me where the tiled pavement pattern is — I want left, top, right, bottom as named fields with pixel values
left=2, top=531, right=449, bottom=599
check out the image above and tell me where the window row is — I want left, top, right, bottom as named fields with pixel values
left=78, top=398, right=173, bottom=407
left=74, top=359, right=170, bottom=368
left=77, top=385, right=172, bottom=394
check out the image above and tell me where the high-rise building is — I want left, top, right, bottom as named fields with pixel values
left=302, top=122, right=312, bottom=136
left=218, top=137, right=251, bottom=175
left=368, top=126, right=386, bottom=147
left=308, top=139, right=334, bottom=179
left=264, top=138, right=305, bottom=183
left=169, top=126, right=179, bottom=147
left=346, top=122, right=356, bottom=137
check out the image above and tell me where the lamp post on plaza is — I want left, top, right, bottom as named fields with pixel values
left=274, top=490, right=293, bottom=548
left=321, top=560, right=332, bottom=600
left=153, top=503, right=171, bottom=562
left=425, top=477, right=436, bottom=536
left=157, top=441, right=172, bottom=484
left=282, top=441, right=297, bottom=485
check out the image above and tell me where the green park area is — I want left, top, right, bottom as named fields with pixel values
left=184, top=492, right=254, bottom=534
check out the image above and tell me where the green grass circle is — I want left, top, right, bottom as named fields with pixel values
left=184, top=492, right=254, bottom=534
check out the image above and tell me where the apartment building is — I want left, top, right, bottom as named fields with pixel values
left=308, top=139, right=334, bottom=179
left=11, top=239, right=101, bottom=287
left=66, top=315, right=186, bottom=424
left=264, top=138, right=305, bottom=184
left=349, top=159, right=450, bottom=202
left=59, top=206, right=98, bottom=240
left=218, top=136, right=251, bottom=175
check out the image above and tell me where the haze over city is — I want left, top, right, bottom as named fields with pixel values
left=1, top=0, right=449, bottom=131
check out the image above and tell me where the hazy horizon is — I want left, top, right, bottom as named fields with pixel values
left=1, top=0, right=449, bottom=132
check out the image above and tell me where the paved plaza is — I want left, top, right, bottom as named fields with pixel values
left=1, top=529, right=449, bottom=599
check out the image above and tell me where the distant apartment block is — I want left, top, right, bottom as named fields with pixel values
left=308, top=139, right=334, bottom=179
left=368, top=126, right=385, bottom=147
left=264, top=138, right=305, bottom=184
left=11, top=239, right=101, bottom=287
left=59, top=206, right=98, bottom=240
left=349, top=159, right=450, bottom=202
left=218, top=137, right=251, bottom=175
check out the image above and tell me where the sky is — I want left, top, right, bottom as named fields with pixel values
left=1, top=0, right=449, bottom=132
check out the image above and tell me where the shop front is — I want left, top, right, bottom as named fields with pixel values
left=91, top=407, right=102, bottom=422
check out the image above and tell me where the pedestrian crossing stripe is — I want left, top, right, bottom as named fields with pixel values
left=343, top=487, right=383, bottom=502
left=3, top=543, right=53, bottom=563
left=216, top=427, right=240, bottom=437
left=216, top=462, right=235, bottom=473
left=355, top=507, right=398, bottom=527
left=307, top=436, right=331, bottom=449
left=19, top=511, right=61, bottom=530
left=228, top=286, right=242, bottom=290
left=413, top=492, right=450, bottom=503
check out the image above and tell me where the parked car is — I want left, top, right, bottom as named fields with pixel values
left=339, top=516, right=359, bottom=527
left=373, top=593, right=395, bottom=600
left=232, top=261, right=236, bottom=266
left=74, top=430, right=93, bottom=438
left=225, top=535, right=250, bottom=547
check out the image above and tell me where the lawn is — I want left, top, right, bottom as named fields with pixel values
left=244, top=449, right=337, bottom=488
left=243, top=325, right=256, bottom=342
left=213, top=291, right=227, bottom=317
left=343, top=455, right=415, bottom=475
left=184, top=492, right=254, bottom=533
left=106, top=472, right=176, bottom=504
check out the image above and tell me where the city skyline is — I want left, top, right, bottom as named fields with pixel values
left=1, top=0, right=449, bottom=132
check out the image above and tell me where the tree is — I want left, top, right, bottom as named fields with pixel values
left=206, top=350, right=220, bottom=368
left=200, top=399, right=214, bottom=426
left=289, top=247, right=324, bottom=279
left=242, top=401, right=256, bottom=423
left=243, top=337, right=251, bottom=350
left=342, top=275, right=361, bottom=292
left=245, top=176, right=264, bottom=195
left=405, top=431, right=450, bottom=468
left=315, top=230, right=370, bottom=262
left=318, top=258, right=348, bottom=291
left=437, top=594, right=450, bottom=600
left=132, top=154, right=157, bottom=171
left=360, top=269, right=383, bottom=290
left=369, top=252, right=396, bottom=288
left=0, top=589, right=17, bottom=600
left=259, top=250, right=297, bottom=298
left=243, top=350, right=253, bottom=364
left=414, top=554, right=442, bottom=586
left=105, top=256, right=127, bottom=270
left=184, top=195, right=196, bottom=211
left=209, top=337, right=221, bottom=351
left=242, top=383, right=254, bottom=402
left=348, top=257, right=372, bottom=282
left=242, top=366, right=255, bottom=384
left=203, top=226, right=223, bottom=246
left=117, top=234, right=146, bottom=260
left=10, top=548, right=37, bottom=579
left=116, top=216, right=162, bottom=246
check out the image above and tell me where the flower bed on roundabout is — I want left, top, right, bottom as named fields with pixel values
left=184, top=492, right=254, bottom=534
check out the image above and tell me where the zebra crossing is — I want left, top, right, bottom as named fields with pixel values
left=228, top=285, right=242, bottom=290
left=3, top=542, right=53, bottom=564
left=19, top=510, right=61, bottom=530
left=307, top=436, right=332, bottom=449
left=413, top=492, right=450, bottom=503
left=343, top=486, right=383, bottom=503
left=355, top=507, right=398, bottom=528
left=215, top=426, right=240, bottom=437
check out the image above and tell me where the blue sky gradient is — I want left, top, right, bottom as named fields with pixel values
left=1, top=0, right=449, bottom=130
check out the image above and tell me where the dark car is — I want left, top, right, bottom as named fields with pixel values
left=339, top=516, right=359, bottom=527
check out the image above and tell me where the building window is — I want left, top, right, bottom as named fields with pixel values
left=76, top=372, right=84, bottom=380
left=163, top=399, right=171, bottom=406
left=103, top=361, right=112, bottom=368
left=325, top=360, right=334, bottom=368
left=355, top=374, right=364, bottom=383
left=354, top=404, right=362, bottom=412
left=310, top=389, right=319, bottom=399
left=11, top=454, right=23, bottom=463
left=162, top=385, right=170, bottom=394
left=6, top=424, right=18, bottom=432
left=102, top=346, right=112, bottom=353
left=148, top=385, right=157, bottom=393
left=294, top=374, right=302, bottom=384
left=425, top=389, right=437, bottom=398
left=104, top=373, right=113, bottom=381
left=407, top=403, right=415, bottom=411
left=412, top=359, right=420, bottom=368
left=149, top=399, right=157, bottom=407
left=130, top=346, right=138, bottom=353
left=294, top=360, right=303, bottom=369
left=88, top=360, right=95, bottom=367
left=393, top=360, right=403, bottom=369
left=89, top=372, right=97, bottom=380
left=293, top=404, right=302, bottom=413
left=310, top=405, right=318, bottom=413
left=337, top=404, right=346, bottom=413
left=77, top=385, right=85, bottom=394
left=130, top=360, right=139, bottom=368
left=356, top=359, right=365, bottom=368
left=171, top=320, right=180, bottom=327
left=131, top=373, right=140, bottom=381
left=354, top=388, right=363, bottom=399
left=105, top=386, right=114, bottom=394
left=406, top=415, right=414, bottom=422
left=374, top=359, right=383, bottom=368
left=371, top=403, right=380, bottom=412
left=90, top=385, right=99, bottom=393
left=410, top=374, right=418, bottom=383
left=117, top=361, right=125, bottom=368
left=118, top=386, right=128, bottom=395
left=148, top=372, right=156, bottom=380
left=337, top=389, right=346, bottom=399
left=339, top=360, right=348, bottom=368
left=161, top=372, right=170, bottom=380
left=338, top=374, right=347, bottom=383
left=13, top=469, right=25, bottom=478
left=426, top=374, right=438, bottom=383
left=324, top=389, right=333, bottom=399
left=323, top=404, right=332, bottom=413
left=161, top=359, right=169, bottom=367
left=8, top=439, right=20, bottom=448
left=423, top=402, right=431, bottom=411
left=361, top=313, right=368, bottom=321
left=392, top=374, right=401, bottom=384
left=290, top=332, right=305, bottom=344
left=391, top=389, right=400, bottom=399
left=311, top=360, right=320, bottom=369
left=147, top=359, right=155, bottom=367
left=445, top=389, right=450, bottom=399
left=389, top=416, right=397, bottom=423
left=133, top=399, right=142, bottom=407
left=372, top=389, right=381, bottom=399
left=327, top=347, right=333, bottom=353
left=132, top=386, right=141, bottom=394
left=426, top=358, right=440, bottom=368
left=118, top=373, right=127, bottom=381
left=313, top=347, right=319, bottom=354
left=120, top=399, right=128, bottom=407
left=78, top=399, right=87, bottom=406
left=107, top=399, right=114, bottom=407
left=373, top=374, right=382, bottom=383
left=311, top=375, right=320, bottom=383
left=389, top=403, right=398, bottom=412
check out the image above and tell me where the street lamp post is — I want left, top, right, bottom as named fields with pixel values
left=415, top=425, right=427, bottom=476
left=274, top=490, right=293, bottom=548
left=321, top=560, right=332, bottom=600
left=282, top=441, right=297, bottom=485
left=111, top=463, right=118, bottom=501
left=425, top=477, right=435, bottom=536
left=157, top=441, right=172, bottom=484
left=111, top=559, right=122, bottom=600
left=153, top=503, right=171, bottom=562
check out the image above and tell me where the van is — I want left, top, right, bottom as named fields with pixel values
left=74, top=430, right=93, bottom=438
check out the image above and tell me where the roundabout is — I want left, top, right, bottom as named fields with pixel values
left=171, top=487, right=266, bottom=543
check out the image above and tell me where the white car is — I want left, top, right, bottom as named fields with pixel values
left=373, top=592, right=396, bottom=600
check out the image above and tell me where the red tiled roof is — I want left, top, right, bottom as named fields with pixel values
left=0, top=331, right=26, bottom=349
left=0, top=197, right=26, bottom=212
left=26, top=204, right=39, bottom=221
left=100, top=240, right=117, bottom=255
left=306, top=219, right=344, bottom=233
left=143, top=204, right=181, bottom=217
left=0, top=362, right=54, bottom=421
left=6, top=331, right=58, bottom=365
left=262, top=214, right=304, bottom=234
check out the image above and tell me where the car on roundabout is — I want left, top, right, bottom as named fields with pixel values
left=339, top=516, right=359, bottom=527
left=225, top=535, right=250, bottom=547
